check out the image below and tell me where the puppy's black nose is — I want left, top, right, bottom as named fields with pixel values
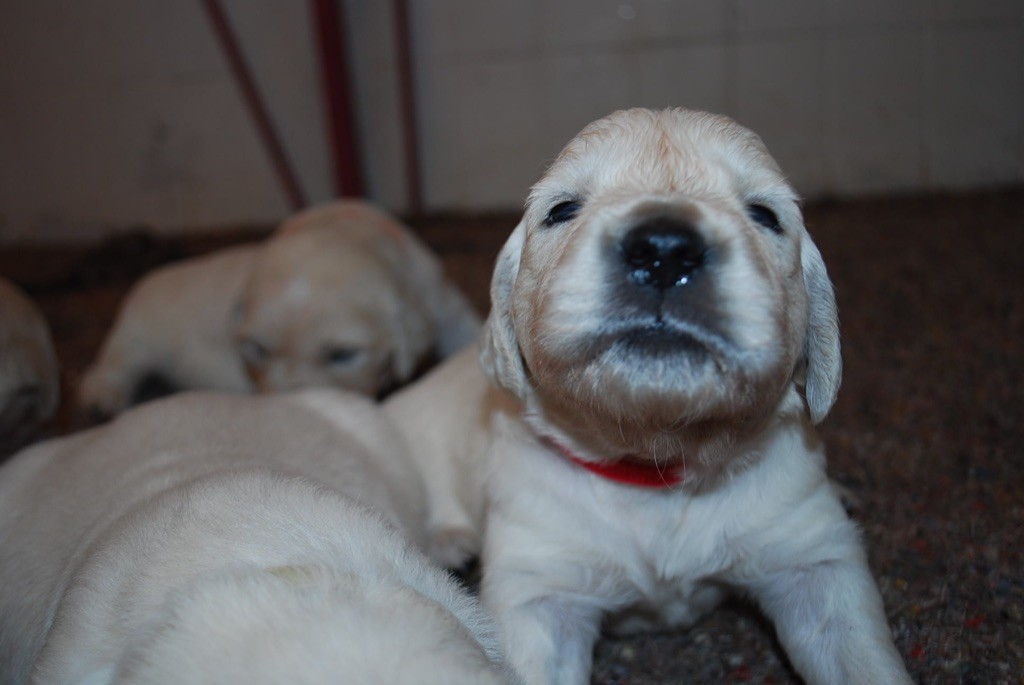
left=620, top=218, right=707, bottom=290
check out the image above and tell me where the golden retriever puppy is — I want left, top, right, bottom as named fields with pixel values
left=385, top=108, right=913, bottom=684
left=79, top=201, right=480, bottom=417
left=234, top=200, right=480, bottom=394
left=77, top=246, right=257, bottom=418
left=0, top=390, right=509, bottom=684
left=0, top=277, right=59, bottom=441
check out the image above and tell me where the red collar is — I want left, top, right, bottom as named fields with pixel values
left=543, top=438, right=685, bottom=489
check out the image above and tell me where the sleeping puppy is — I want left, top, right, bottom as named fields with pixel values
left=0, top=390, right=509, bottom=684
left=79, top=200, right=480, bottom=417
left=385, top=108, right=913, bottom=684
left=77, top=245, right=257, bottom=417
left=0, top=277, right=59, bottom=442
left=234, top=200, right=480, bottom=395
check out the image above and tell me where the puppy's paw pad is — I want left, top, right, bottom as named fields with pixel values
left=428, top=527, right=480, bottom=570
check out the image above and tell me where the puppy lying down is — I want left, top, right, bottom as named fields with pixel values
left=0, top=391, right=508, bottom=684
left=385, top=108, right=914, bottom=684
left=0, top=277, right=59, bottom=441
left=79, top=200, right=481, bottom=417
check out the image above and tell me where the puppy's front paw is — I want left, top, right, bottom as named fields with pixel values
left=77, top=371, right=129, bottom=422
left=428, top=526, right=480, bottom=570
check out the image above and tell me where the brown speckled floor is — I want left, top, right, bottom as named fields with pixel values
left=1, top=189, right=1022, bottom=684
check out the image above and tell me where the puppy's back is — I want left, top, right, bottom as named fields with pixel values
left=78, top=245, right=258, bottom=416
left=0, top=390, right=430, bottom=683
left=28, top=472, right=504, bottom=684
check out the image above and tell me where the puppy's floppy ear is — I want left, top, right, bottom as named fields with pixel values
left=797, top=232, right=842, bottom=423
left=387, top=293, right=435, bottom=383
left=229, top=296, right=246, bottom=331
left=479, top=220, right=529, bottom=398
left=391, top=231, right=482, bottom=358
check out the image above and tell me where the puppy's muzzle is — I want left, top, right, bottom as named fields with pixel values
left=603, top=212, right=726, bottom=354
left=620, top=216, right=708, bottom=291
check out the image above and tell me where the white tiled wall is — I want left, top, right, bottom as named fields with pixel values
left=0, top=0, right=324, bottom=242
left=1, top=0, right=1021, bottom=242
left=826, top=28, right=927, bottom=194
left=408, top=0, right=1022, bottom=210
left=927, top=24, right=1023, bottom=187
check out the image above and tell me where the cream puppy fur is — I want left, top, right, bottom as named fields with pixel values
left=79, top=200, right=480, bottom=417
left=385, top=108, right=913, bottom=684
left=78, top=246, right=257, bottom=416
left=0, top=277, right=59, bottom=440
left=0, top=390, right=509, bottom=684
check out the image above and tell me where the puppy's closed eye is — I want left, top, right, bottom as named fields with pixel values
left=239, top=338, right=270, bottom=365
left=323, top=347, right=362, bottom=367
left=543, top=200, right=582, bottom=227
left=746, top=204, right=782, bottom=234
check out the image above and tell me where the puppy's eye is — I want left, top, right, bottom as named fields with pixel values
left=323, top=347, right=361, bottom=367
left=238, top=338, right=270, bottom=365
left=543, top=200, right=582, bottom=227
left=747, top=204, right=782, bottom=234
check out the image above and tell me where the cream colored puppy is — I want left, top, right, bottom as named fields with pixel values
left=78, top=246, right=257, bottom=417
left=0, top=390, right=509, bottom=684
left=234, top=200, right=480, bottom=395
left=385, top=108, right=913, bottom=684
left=0, top=277, right=59, bottom=440
left=79, top=201, right=480, bottom=417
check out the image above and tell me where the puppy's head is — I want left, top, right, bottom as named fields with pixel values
left=481, top=108, right=840, bottom=463
left=233, top=203, right=436, bottom=397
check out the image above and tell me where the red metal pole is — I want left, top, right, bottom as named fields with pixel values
left=200, top=0, right=307, bottom=211
left=393, top=0, right=423, bottom=213
left=310, top=0, right=365, bottom=198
